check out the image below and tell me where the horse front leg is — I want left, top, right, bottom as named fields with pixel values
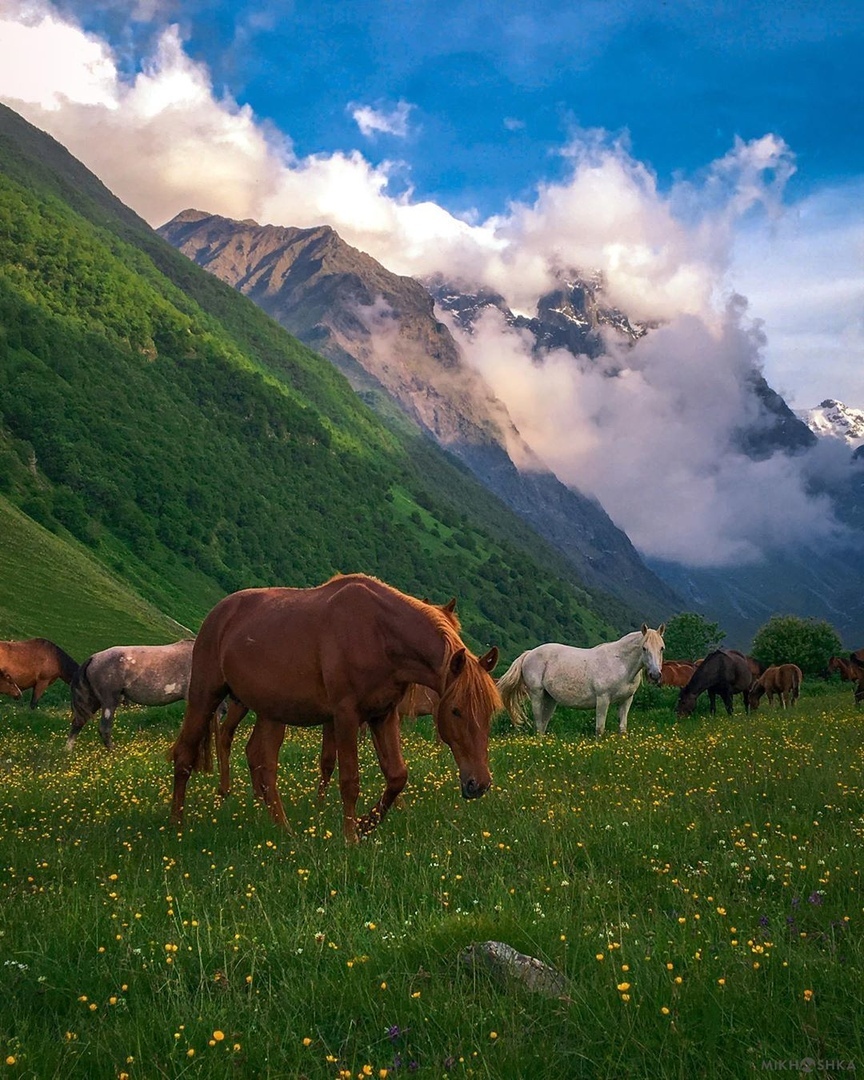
left=216, top=699, right=249, bottom=797
left=245, top=717, right=289, bottom=828
left=617, top=694, right=635, bottom=734
left=595, top=695, right=611, bottom=737
left=358, top=712, right=408, bottom=837
left=318, top=721, right=337, bottom=799
left=331, top=717, right=362, bottom=843
left=30, top=677, right=51, bottom=709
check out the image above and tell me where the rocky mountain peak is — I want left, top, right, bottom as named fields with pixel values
left=799, top=399, right=864, bottom=446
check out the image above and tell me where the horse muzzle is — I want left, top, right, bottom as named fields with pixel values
left=461, top=777, right=490, bottom=800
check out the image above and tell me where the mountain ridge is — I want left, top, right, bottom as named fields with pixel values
left=158, top=209, right=682, bottom=620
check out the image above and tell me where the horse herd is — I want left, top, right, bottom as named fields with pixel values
left=2, top=573, right=863, bottom=840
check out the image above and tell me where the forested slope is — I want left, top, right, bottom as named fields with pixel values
left=0, top=104, right=643, bottom=658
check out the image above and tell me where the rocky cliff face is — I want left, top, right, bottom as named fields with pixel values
left=159, top=210, right=681, bottom=619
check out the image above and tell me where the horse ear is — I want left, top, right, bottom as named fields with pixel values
left=443, top=598, right=458, bottom=613
left=478, top=646, right=499, bottom=673
left=449, top=648, right=467, bottom=677
left=641, top=623, right=648, bottom=634
left=658, top=623, right=666, bottom=636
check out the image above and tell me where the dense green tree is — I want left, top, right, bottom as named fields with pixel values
left=750, top=615, right=842, bottom=674
left=663, top=612, right=725, bottom=661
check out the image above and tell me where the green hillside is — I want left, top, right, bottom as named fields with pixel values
left=0, top=103, right=637, bottom=658
left=0, top=494, right=190, bottom=657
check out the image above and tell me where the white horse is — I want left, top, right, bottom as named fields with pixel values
left=497, top=624, right=666, bottom=737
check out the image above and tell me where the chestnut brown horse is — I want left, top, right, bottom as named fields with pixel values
left=828, top=656, right=856, bottom=681
left=215, top=606, right=454, bottom=800
left=660, top=661, right=696, bottom=688
left=0, top=670, right=23, bottom=700
left=0, top=638, right=78, bottom=707
left=171, top=575, right=500, bottom=841
left=215, top=683, right=442, bottom=803
left=747, top=664, right=803, bottom=710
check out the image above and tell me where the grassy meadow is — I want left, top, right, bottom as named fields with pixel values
left=1, top=682, right=863, bottom=1079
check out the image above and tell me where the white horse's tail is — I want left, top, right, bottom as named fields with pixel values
left=497, top=652, right=530, bottom=727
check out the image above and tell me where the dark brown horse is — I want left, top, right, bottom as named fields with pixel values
left=0, top=670, right=23, bottom=700
left=847, top=654, right=864, bottom=705
left=171, top=574, right=500, bottom=841
left=660, top=660, right=696, bottom=688
left=676, top=649, right=754, bottom=717
left=748, top=664, right=803, bottom=710
left=0, top=638, right=78, bottom=708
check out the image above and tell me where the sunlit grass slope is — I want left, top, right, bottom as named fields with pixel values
left=0, top=494, right=192, bottom=656
left=1, top=685, right=861, bottom=1079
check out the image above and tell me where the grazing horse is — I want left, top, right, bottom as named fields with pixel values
left=676, top=649, right=753, bottom=717
left=660, top=660, right=696, bottom=688
left=748, top=664, right=803, bottom=710
left=847, top=654, right=864, bottom=705
left=68, top=639, right=197, bottom=750
left=0, top=670, right=23, bottom=700
left=215, top=609, right=452, bottom=800
left=170, top=574, right=500, bottom=842
left=496, top=624, right=666, bottom=737
left=0, top=638, right=78, bottom=708
left=214, top=685, right=443, bottom=801
left=828, top=656, right=856, bottom=681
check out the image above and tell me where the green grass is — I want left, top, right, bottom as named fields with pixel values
left=0, top=684, right=862, bottom=1079
left=0, top=494, right=193, bottom=657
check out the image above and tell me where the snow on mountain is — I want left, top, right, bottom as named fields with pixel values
left=799, top=399, right=864, bottom=446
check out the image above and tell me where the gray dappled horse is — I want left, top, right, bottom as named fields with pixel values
left=68, top=639, right=197, bottom=750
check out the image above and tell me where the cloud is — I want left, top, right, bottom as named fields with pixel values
left=451, top=301, right=846, bottom=566
left=730, top=179, right=864, bottom=409
left=0, top=1, right=861, bottom=569
left=350, top=100, right=414, bottom=139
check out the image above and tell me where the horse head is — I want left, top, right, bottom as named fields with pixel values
left=435, top=646, right=500, bottom=800
left=676, top=690, right=697, bottom=718
left=747, top=680, right=766, bottom=711
left=640, top=623, right=666, bottom=685
left=0, top=669, right=22, bottom=699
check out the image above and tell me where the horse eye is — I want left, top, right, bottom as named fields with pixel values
left=452, top=707, right=462, bottom=718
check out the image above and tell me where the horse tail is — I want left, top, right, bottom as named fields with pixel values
left=497, top=652, right=529, bottom=727
left=70, top=658, right=98, bottom=722
left=55, top=645, right=80, bottom=684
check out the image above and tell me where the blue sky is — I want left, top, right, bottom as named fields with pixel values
left=1, top=0, right=863, bottom=565
left=53, top=0, right=864, bottom=218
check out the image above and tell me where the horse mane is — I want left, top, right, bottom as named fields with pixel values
left=326, top=574, right=500, bottom=714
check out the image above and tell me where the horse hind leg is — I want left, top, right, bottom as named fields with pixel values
left=529, top=689, right=557, bottom=735
left=216, top=699, right=248, bottom=798
left=318, top=722, right=337, bottom=799
left=170, top=687, right=227, bottom=826
left=245, top=717, right=289, bottom=828
left=98, top=696, right=121, bottom=749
